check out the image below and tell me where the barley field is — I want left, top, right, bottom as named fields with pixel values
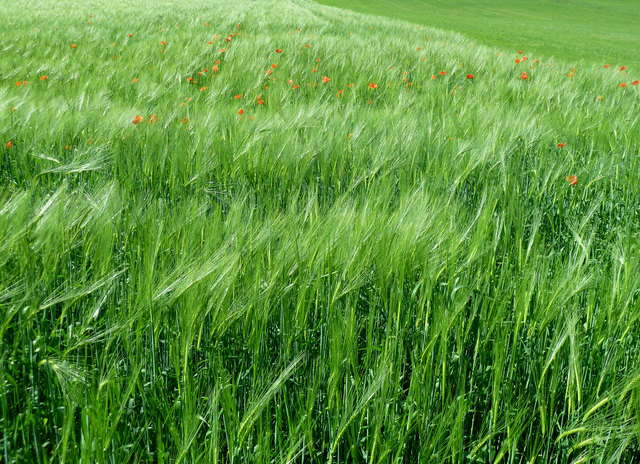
left=1, top=0, right=640, bottom=462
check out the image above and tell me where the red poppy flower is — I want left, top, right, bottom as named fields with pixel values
left=566, top=175, right=577, bottom=186
left=518, top=50, right=523, bottom=54
left=276, top=49, right=282, bottom=53
left=604, top=64, right=610, bottom=68
left=257, top=99, right=264, bottom=105
left=620, top=66, right=626, bottom=71
left=238, top=109, right=244, bottom=115
left=466, top=74, right=474, bottom=79
left=633, top=80, right=640, bottom=85
left=567, top=72, right=574, bottom=77
left=619, top=82, right=627, bottom=87
left=322, top=76, right=331, bottom=83
left=337, top=89, right=343, bottom=96
left=557, top=143, right=566, bottom=148
left=515, top=59, right=521, bottom=64
left=440, top=71, right=446, bottom=75
left=534, top=59, right=539, bottom=63
left=348, top=83, right=354, bottom=88
left=292, top=84, right=300, bottom=89
left=132, top=115, right=143, bottom=124
left=132, top=77, right=139, bottom=83
left=305, top=44, right=310, bottom=48
left=71, top=44, right=76, bottom=49
left=15, top=81, right=21, bottom=86
left=187, top=77, right=194, bottom=82
left=271, top=63, right=277, bottom=69
left=40, top=75, right=47, bottom=80
left=200, top=86, right=207, bottom=91
left=368, top=82, right=378, bottom=89
left=520, top=72, right=528, bottom=80
left=234, top=94, right=242, bottom=99
left=180, top=117, right=189, bottom=124
left=6, top=141, right=12, bottom=149
left=128, top=34, right=133, bottom=37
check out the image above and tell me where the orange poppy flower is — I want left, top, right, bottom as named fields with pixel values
left=322, top=76, right=331, bottom=83
left=632, top=80, right=640, bottom=85
left=567, top=72, right=573, bottom=77
left=620, top=66, right=626, bottom=71
left=271, top=63, right=277, bottom=69
left=71, top=44, right=77, bottom=48
left=132, top=115, right=143, bottom=124
left=619, top=82, right=627, bottom=87
left=200, top=86, right=207, bottom=91
left=534, top=59, right=539, bottom=63
left=40, top=75, right=47, bottom=80
left=6, top=141, right=12, bottom=149
left=292, top=84, right=300, bottom=89
left=431, top=75, right=437, bottom=80
left=557, top=143, right=566, bottom=148
left=604, top=64, right=610, bottom=68
left=15, top=81, right=21, bottom=86
left=515, top=59, right=521, bottom=64
left=276, top=49, right=282, bottom=53
left=257, top=99, right=264, bottom=105
left=440, top=71, right=446, bottom=75
left=161, top=41, right=166, bottom=45
left=520, top=72, right=528, bottom=80
left=180, top=117, right=189, bottom=124
left=518, top=50, right=523, bottom=54
left=466, top=74, right=474, bottom=79
left=348, top=83, right=354, bottom=88
left=238, top=109, right=244, bottom=115
left=128, top=34, right=133, bottom=37
left=566, top=175, right=577, bottom=186
left=368, top=82, right=378, bottom=89
left=337, top=89, right=343, bottom=96
left=235, top=94, right=242, bottom=99
left=305, top=44, right=310, bottom=48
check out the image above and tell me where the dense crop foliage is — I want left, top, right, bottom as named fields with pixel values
left=1, top=0, right=640, bottom=462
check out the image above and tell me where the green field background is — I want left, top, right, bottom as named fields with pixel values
left=315, top=0, right=640, bottom=69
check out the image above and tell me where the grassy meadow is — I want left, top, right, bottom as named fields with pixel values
left=315, top=0, right=640, bottom=70
left=1, top=0, right=640, bottom=462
